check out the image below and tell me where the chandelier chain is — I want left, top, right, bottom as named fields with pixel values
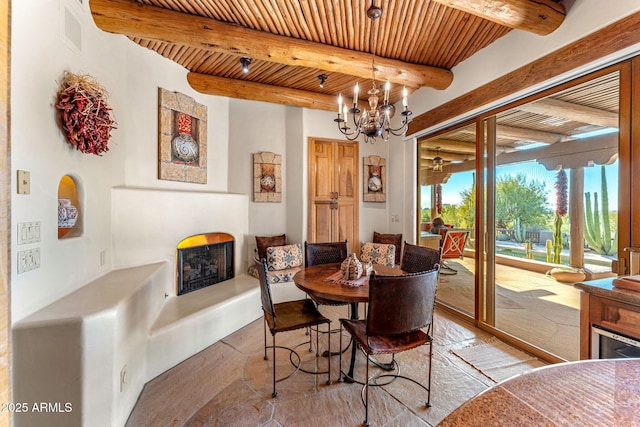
left=370, top=12, right=377, bottom=86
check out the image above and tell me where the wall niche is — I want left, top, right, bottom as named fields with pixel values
left=58, top=175, right=82, bottom=239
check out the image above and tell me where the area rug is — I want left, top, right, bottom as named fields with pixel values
left=451, top=338, right=547, bottom=383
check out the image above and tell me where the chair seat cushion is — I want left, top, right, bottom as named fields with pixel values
left=340, top=319, right=429, bottom=355
left=271, top=299, right=330, bottom=333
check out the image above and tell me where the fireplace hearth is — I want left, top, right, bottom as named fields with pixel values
left=177, top=233, right=234, bottom=295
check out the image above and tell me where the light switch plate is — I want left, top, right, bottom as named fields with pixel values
left=17, top=248, right=40, bottom=274
left=17, top=170, right=30, bottom=194
left=17, top=222, right=41, bottom=245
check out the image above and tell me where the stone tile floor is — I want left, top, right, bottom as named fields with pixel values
left=127, top=307, right=546, bottom=427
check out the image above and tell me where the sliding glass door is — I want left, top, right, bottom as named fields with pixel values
left=488, top=71, right=620, bottom=361
left=418, top=63, right=629, bottom=362
left=418, top=123, right=477, bottom=318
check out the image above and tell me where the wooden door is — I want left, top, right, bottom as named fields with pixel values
left=308, top=137, right=359, bottom=251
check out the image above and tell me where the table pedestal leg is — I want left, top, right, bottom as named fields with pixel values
left=344, top=302, right=359, bottom=381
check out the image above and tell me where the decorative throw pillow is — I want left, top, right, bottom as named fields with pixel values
left=266, top=243, right=303, bottom=271
left=360, top=242, right=396, bottom=267
left=373, top=232, right=403, bottom=264
left=255, top=234, right=286, bottom=260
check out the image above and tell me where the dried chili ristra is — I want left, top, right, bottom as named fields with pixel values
left=55, top=72, right=117, bottom=156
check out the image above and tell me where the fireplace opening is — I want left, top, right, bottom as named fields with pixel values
left=176, top=232, right=234, bottom=295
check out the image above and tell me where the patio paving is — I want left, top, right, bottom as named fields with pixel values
left=436, top=257, right=582, bottom=361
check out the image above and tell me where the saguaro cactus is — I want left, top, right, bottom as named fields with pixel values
left=584, top=166, right=615, bottom=255
left=513, top=217, right=526, bottom=243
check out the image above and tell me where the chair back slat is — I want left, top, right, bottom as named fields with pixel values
left=305, top=241, right=348, bottom=267
left=401, top=242, right=440, bottom=273
left=255, top=258, right=276, bottom=326
left=440, top=230, right=469, bottom=260
left=366, top=269, right=439, bottom=336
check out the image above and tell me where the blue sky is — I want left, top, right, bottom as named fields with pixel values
left=422, top=160, right=619, bottom=212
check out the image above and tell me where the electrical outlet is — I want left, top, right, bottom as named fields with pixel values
left=100, top=250, right=106, bottom=266
left=17, top=248, right=40, bottom=273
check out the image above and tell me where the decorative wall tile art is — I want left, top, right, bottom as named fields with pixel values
left=158, top=88, right=207, bottom=184
left=253, top=152, right=282, bottom=202
left=363, top=155, right=386, bottom=202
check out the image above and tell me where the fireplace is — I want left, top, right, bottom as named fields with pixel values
left=176, top=232, right=234, bottom=295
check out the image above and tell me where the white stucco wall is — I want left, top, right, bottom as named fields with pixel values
left=11, top=0, right=232, bottom=322
left=9, top=0, right=397, bottom=325
left=228, top=99, right=288, bottom=262
left=9, top=0, right=640, bottom=424
left=12, top=0, right=640, bottom=324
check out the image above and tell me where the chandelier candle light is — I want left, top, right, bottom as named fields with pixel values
left=334, top=2, right=412, bottom=143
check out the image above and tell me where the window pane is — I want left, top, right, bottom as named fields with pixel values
left=492, top=72, right=619, bottom=361
left=418, top=124, right=476, bottom=316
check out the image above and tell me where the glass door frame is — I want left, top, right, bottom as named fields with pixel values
left=418, top=60, right=632, bottom=363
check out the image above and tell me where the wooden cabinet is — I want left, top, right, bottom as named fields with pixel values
left=308, top=137, right=359, bottom=250
left=576, top=278, right=640, bottom=359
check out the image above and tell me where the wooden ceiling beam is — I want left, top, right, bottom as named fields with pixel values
left=431, top=0, right=566, bottom=36
left=187, top=73, right=338, bottom=111
left=426, top=132, right=618, bottom=177
left=516, top=98, right=619, bottom=128
left=495, top=124, right=568, bottom=144
left=455, top=124, right=568, bottom=144
left=420, top=150, right=470, bottom=162
left=419, top=138, right=477, bottom=154
left=90, top=0, right=453, bottom=90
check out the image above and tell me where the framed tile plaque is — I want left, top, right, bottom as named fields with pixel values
left=158, top=88, right=207, bottom=184
left=253, top=152, right=282, bottom=202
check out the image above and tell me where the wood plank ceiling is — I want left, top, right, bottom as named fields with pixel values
left=88, top=0, right=622, bottom=171
left=90, top=0, right=565, bottom=111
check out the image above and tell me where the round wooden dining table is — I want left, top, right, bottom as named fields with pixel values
left=293, top=263, right=402, bottom=303
left=293, top=263, right=404, bottom=380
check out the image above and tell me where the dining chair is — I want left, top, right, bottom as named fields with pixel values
left=304, top=240, right=350, bottom=356
left=255, top=258, right=332, bottom=398
left=339, top=268, right=439, bottom=426
left=304, top=240, right=349, bottom=267
left=439, top=229, right=470, bottom=275
left=401, top=241, right=441, bottom=273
